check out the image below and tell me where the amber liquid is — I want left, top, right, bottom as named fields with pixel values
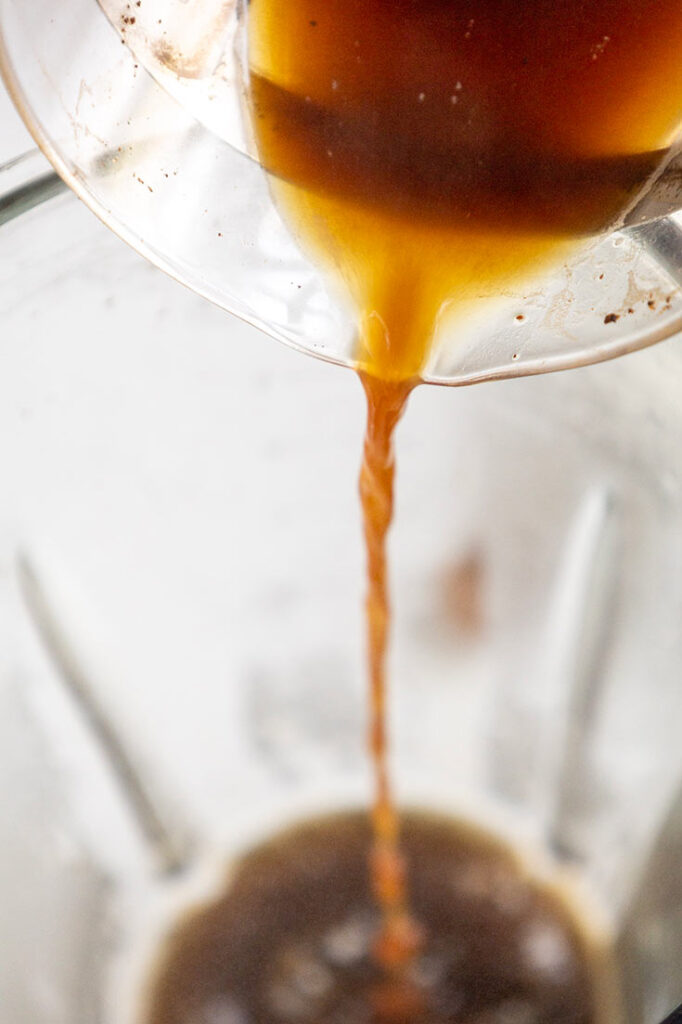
left=145, top=812, right=617, bottom=1024
left=359, top=373, right=421, bottom=973
left=249, top=0, right=682, bottom=381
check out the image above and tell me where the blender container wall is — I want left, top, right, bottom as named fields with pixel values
left=0, top=187, right=682, bottom=1020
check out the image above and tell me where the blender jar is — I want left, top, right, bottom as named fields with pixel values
left=1, top=167, right=682, bottom=1023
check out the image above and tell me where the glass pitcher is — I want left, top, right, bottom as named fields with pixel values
left=3, top=0, right=682, bottom=384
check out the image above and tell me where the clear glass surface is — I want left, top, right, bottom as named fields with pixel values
left=2, top=0, right=682, bottom=384
left=1, top=187, right=682, bottom=1022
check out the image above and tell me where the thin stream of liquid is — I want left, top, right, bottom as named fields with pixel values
left=359, top=373, right=420, bottom=975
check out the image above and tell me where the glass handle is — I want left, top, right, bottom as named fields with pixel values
left=624, top=148, right=682, bottom=227
left=629, top=216, right=682, bottom=289
left=0, top=147, right=66, bottom=228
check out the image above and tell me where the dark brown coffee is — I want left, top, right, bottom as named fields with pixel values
left=144, top=812, right=616, bottom=1024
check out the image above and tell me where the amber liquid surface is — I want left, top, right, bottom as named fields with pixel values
left=145, top=812, right=615, bottom=1024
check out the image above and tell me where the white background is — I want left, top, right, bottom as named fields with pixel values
left=0, top=77, right=32, bottom=161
